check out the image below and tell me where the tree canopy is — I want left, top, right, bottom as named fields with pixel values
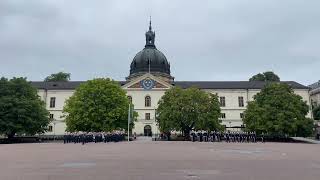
left=249, top=71, right=280, bottom=82
left=156, top=87, right=222, bottom=139
left=63, top=78, right=136, bottom=132
left=243, top=83, right=313, bottom=137
left=313, top=105, right=320, bottom=120
left=0, top=77, right=50, bottom=138
left=44, top=72, right=71, bottom=82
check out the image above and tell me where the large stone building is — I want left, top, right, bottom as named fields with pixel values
left=31, top=22, right=312, bottom=136
left=310, top=80, right=320, bottom=107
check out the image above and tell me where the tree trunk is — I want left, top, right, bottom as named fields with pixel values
left=166, top=132, right=171, bottom=141
left=184, top=129, right=191, bottom=141
left=7, top=132, right=15, bottom=139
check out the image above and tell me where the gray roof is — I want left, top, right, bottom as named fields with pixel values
left=174, top=81, right=308, bottom=89
left=31, top=81, right=309, bottom=90
left=309, top=80, right=320, bottom=90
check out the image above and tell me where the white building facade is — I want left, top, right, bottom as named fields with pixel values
left=32, top=22, right=311, bottom=136
left=310, top=80, right=320, bottom=107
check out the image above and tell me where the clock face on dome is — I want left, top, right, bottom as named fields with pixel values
left=140, top=78, right=155, bottom=90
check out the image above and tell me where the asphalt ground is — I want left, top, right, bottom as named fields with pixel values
left=1, top=141, right=320, bottom=180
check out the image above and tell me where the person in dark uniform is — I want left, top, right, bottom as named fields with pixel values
left=80, top=132, right=85, bottom=145
left=196, top=131, right=200, bottom=142
left=203, top=131, right=208, bottom=142
left=94, top=133, right=97, bottom=143
left=218, top=131, right=222, bottom=142
left=209, top=131, right=213, bottom=142
left=212, top=131, right=216, bottom=142
left=73, top=133, right=77, bottom=144
left=226, top=131, right=230, bottom=143
left=190, top=131, right=195, bottom=142
left=103, top=132, right=106, bottom=143
left=252, top=132, right=255, bottom=143
left=67, top=133, right=71, bottom=143
left=63, top=132, right=67, bottom=144
left=107, top=132, right=111, bottom=142
left=231, top=132, right=234, bottom=143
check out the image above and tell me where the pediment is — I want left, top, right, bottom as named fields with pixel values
left=122, top=73, right=172, bottom=90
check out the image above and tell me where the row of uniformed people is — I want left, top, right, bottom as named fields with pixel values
left=190, top=131, right=260, bottom=143
left=63, top=131, right=126, bottom=145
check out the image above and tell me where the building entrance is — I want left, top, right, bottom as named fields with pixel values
left=144, top=125, right=152, bottom=136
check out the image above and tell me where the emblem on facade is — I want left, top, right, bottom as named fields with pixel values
left=140, top=78, right=155, bottom=90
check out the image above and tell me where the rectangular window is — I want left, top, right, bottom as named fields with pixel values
left=145, top=113, right=151, bottom=120
left=220, top=97, right=226, bottom=107
left=221, top=113, right=226, bottom=119
left=49, top=114, right=54, bottom=119
left=238, top=96, right=244, bottom=107
left=240, top=113, right=244, bottom=119
left=50, top=97, right=56, bottom=108
left=48, top=125, right=53, bottom=132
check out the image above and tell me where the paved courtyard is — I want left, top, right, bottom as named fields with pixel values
left=1, top=141, right=320, bottom=180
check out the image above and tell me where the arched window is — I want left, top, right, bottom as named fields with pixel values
left=145, top=96, right=151, bottom=107
left=127, top=96, right=132, bottom=104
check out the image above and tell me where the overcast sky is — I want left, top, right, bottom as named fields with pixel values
left=0, top=0, right=319, bottom=85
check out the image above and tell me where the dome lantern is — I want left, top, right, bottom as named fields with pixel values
left=145, top=18, right=156, bottom=48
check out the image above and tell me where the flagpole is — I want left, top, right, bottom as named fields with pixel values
left=128, top=103, right=130, bottom=142
left=148, top=59, right=151, bottom=74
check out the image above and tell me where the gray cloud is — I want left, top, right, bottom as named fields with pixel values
left=0, top=0, right=319, bottom=85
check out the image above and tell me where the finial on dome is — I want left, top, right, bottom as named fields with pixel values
left=149, top=16, right=152, bottom=31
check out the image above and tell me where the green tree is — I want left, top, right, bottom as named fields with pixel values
left=313, top=105, right=320, bottom=120
left=63, top=78, right=136, bottom=132
left=44, top=72, right=71, bottom=82
left=156, top=87, right=221, bottom=139
left=0, top=77, right=50, bottom=138
left=250, top=71, right=280, bottom=82
left=243, top=83, right=313, bottom=137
